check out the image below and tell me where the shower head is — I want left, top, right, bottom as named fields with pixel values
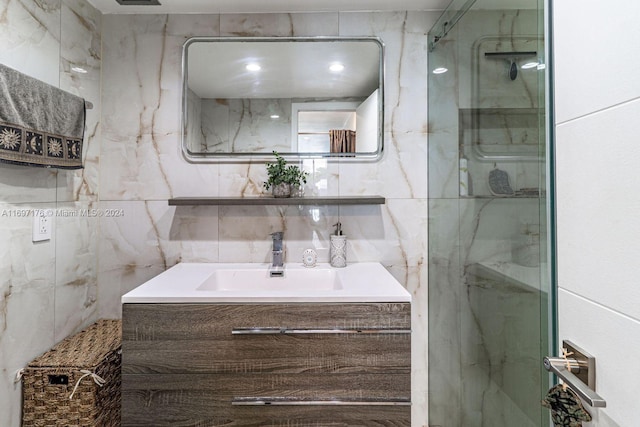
left=485, top=51, right=537, bottom=81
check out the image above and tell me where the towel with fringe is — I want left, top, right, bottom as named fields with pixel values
left=0, top=64, right=85, bottom=169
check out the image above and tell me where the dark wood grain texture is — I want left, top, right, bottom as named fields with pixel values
left=122, top=303, right=411, bottom=426
left=122, top=304, right=411, bottom=339
left=122, top=373, right=410, bottom=426
left=123, top=334, right=410, bottom=374
left=122, top=303, right=410, bottom=374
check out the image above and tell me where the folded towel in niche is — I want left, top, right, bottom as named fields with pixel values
left=0, top=64, right=85, bottom=169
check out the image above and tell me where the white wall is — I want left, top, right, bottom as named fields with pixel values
left=356, top=89, right=379, bottom=152
left=554, top=1, right=640, bottom=426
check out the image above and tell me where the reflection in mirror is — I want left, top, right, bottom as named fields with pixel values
left=181, top=37, right=384, bottom=162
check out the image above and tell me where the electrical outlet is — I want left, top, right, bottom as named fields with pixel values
left=32, top=214, right=52, bottom=242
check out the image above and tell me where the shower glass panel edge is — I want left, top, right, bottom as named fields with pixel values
left=427, top=0, right=554, bottom=425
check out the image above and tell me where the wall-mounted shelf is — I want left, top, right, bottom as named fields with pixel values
left=168, top=196, right=386, bottom=206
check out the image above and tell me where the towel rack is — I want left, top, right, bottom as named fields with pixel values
left=543, top=340, right=606, bottom=408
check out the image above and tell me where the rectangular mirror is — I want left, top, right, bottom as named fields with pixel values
left=181, top=37, right=384, bottom=162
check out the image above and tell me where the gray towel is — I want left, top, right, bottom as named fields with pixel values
left=0, top=64, right=85, bottom=169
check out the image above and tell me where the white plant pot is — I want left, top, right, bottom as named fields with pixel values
left=272, top=183, right=291, bottom=198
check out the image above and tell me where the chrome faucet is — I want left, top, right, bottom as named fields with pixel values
left=270, top=232, right=284, bottom=277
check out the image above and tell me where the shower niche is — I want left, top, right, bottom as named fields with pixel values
left=459, top=36, right=544, bottom=198
left=460, top=107, right=540, bottom=161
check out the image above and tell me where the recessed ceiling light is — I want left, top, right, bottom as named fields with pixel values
left=432, top=67, right=448, bottom=74
left=270, top=115, right=280, bottom=119
left=537, top=63, right=547, bottom=70
left=329, top=63, right=345, bottom=72
left=246, top=63, right=261, bottom=72
left=521, top=62, right=539, bottom=69
left=71, top=66, right=88, bottom=74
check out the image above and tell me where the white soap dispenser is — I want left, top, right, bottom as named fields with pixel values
left=330, top=222, right=347, bottom=268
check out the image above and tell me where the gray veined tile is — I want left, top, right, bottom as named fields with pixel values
left=0, top=0, right=62, bottom=87
left=220, top=13, right=338, bottom=37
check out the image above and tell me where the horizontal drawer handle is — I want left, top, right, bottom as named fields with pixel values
left=232, top=328, right=411, bottom=335
left=232, top=397, right=411, bottom=406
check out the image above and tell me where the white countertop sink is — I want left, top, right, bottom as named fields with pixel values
left=121, top=262, right=411, bottom=303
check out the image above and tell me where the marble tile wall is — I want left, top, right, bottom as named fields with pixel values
left=203, top=98, right=294, bottom=153
left=0, top=1, right=102, bottom=425
left=458, top=198, right=545, bottom=427
left=193, top=96, right=367, bottom=154
left=99, top=10, right=435, bottom=425
left=428, top=8, right=546, bottom=427
left=457, top=10, right=541, bottom=199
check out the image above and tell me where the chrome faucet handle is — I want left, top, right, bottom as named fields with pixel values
left=270, top=232, right=284, bottom=251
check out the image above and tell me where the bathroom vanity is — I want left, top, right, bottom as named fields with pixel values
left=121, top=263, right=411, bottom=426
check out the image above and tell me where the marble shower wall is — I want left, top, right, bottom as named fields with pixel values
left=201, top=98, right=293, bottom=153
left=460, top=10, right=542, bottom=198
left=99, top=11, right=435, bottom=425
left=428, top=8, right=546, bottom=427
left=0, top=1, right=102, bottom=425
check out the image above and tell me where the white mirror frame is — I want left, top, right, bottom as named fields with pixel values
left=180, top=36, right=385, bottom=163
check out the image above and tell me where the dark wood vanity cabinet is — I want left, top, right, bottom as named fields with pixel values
left=121, top=303, right=411, bottom=426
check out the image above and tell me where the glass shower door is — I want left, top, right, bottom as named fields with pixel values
left=427, top=0, right=553, bottom=426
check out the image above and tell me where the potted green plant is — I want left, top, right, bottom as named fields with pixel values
left=263, top=151, right=308, bottom=198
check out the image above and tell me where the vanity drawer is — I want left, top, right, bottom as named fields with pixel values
left=122, top=303, right=411, bottom=425
left=122, top=303, right=411, bottom=375
left=121, top=373, right=411, bottom=426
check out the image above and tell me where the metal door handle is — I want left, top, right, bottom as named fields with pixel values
left=543, top=340, right=606, bottom=408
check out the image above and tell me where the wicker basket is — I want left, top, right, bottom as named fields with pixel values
left=21, top=319, right=122, bottom=427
